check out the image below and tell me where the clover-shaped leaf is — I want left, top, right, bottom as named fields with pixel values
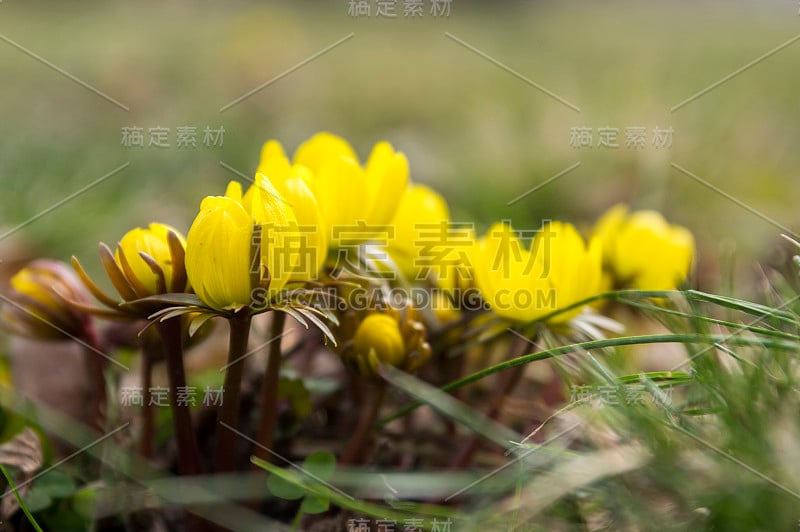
left=264, top=451, right=336, bottom=515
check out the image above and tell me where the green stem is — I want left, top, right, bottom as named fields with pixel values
left=340, top=383, right=387, bottom=465
left=156, top=318, right=203, bottom=476
left=215, top=312, right=252, bottom=472
left=291, top=508, right=304, bottom=531
left=254, top=311, right=286, bottom=463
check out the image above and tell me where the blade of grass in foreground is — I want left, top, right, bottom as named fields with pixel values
left=380, top=333, right=798, bottom=425
left=252, top=457, right=458, bottom=521
left=0, top=463, right=44, bottom=532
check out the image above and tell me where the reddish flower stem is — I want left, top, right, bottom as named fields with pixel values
left=215, top=313, right=252, bottom=472
left=156, top=318, right=203, bottom=476
left=253, top=311, right=286, bottom=463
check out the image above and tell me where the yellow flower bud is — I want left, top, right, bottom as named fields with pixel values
left=185, top=195, right=255, bottom=311
left=471, top=221, right=603, bottom=324
left=340, top=312, right=432, bottom=379
left=116, top=223, right=188, bottom=296
left=353, top=314, right=406, bottom=368
left=594, top=204, right=695, bottom=290
left=185, top=178, right=299, bottom=311
left=2, top=260, right=91, bottom=340
left=70, top=223, right=189, bottom=318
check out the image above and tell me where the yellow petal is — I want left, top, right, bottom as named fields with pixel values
left=247, top=174, right=300, bottom=294
left=260, top=139, right=288, bottom=164
left=353, top=314, right=405, bottom=369
left=472, top=221, right=602, bottom=323
left=313, top=154, right=371, bottom=235
left=364, top=141, right=409, bottom=225
left=593, top=203, right=627, bottom=271
left=255, top=149, right=294, bottom=191
left=280, top=176, right=329, bottom=281
left=224, top=180, right=244, bottom=203
left=185, top=196, right=254, bottom=311
left=116, top=223, right=186, bottom=296
left=388, top=184, right=451, bottom=285
left=253, top=155, right=327, bottom=280
left=293, top=132, right=357, bottom=175
left=615, top=211, right=694, bottom=290
left=473, top=223, right=548, bottom=322
left=538, top=222, right=602, bottom=322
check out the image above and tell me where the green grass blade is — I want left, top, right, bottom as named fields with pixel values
left=381, top=333, right=798, bottom=424
left=0, top=464, right=45, bottom=532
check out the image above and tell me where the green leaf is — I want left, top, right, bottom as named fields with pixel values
left=188, top=312, right=217, bottom=337
left=294, top=307, right=338, bottom=346
left=21, top=487, right=52, bottom=513
left=153, top=307, right=201, bottom=323
left=266, top=469, right=305, bottom=500
left=252, top=457, right=457, bottom=522
left=303, top=451, right=336, bottom=482
left=71, top=486, right=97, bottom=519
left=264, top=451, right=336, bottom=508
left=125, top=293, right=207, bottom=308
left=300, top=493, right=330, bottom=514
left=33, top=469, right=76, bottom=498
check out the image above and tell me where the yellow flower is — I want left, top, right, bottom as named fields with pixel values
left=185, top=178, right=297, bottom=311
left=185, top=196, right=254, bottom=311
left=471, top=221, right=603, bottom=323
left=71, top=223, right=189, bottom=318
left=341, top=312, right=431, bottom=379
left=116, top=223, right=188, bottom=296
left=289, top=132, right=409, bottom=245
left=387, top=184, right=454, bottom=286
left=2, top=260, right=91, bottom=340
left=353, top=314, right=406, bottom=368
left=256, top=141, right=328, bottom=280
left=594, top=204, right=694, bottom=290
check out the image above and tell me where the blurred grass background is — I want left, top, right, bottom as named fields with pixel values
left=0, top=0, right=798, bottom=297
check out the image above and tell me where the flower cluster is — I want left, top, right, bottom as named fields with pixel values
left=3, top=132, right=697, bottom=369
left=0, top=132, right=695, bottom=479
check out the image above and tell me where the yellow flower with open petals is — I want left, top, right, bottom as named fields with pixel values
left=387, top=184, right=463, bottom=289
left=594, top=204, right=694, bottom=290
left=289, top=132, right=409, bottom=245
left=471, top=221, right=603, bottom=323
left=256, top=141, right=328, bottom=280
